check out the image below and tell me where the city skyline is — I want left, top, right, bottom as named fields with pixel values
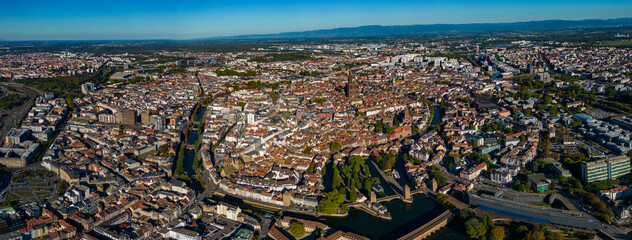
left=1, top=0, right=632, bottom=40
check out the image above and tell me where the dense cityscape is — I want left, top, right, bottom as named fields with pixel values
left=3, top=3, right=632, bottom=239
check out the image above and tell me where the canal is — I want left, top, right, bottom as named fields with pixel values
left=431, top=106, right=443, bottom=126
left=183, top=106, right=206, bottom=176
left=196, top=107, right=206, bottom=122
left=365, top=159, right=396, bottom=196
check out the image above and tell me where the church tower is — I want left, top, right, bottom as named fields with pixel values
left=345, top=72, right=358, bottom=98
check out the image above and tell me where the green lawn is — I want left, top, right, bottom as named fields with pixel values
left=12, top=189, right=33, bottom=195
left=5, top=193, right=21, bottom=202
left=33, top=189, right=52, bottom=195
left=27, top=179, right=50, bottom=187
left=36, top=193, right=48, bottom=202
left=4, top=171, right=57, bottom=206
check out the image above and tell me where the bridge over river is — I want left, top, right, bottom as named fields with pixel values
left=397, top=210, right=453, bottom=240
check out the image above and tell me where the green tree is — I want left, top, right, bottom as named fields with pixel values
left=348, top=187, right=358, bottom=202
left=314, top=98, right=326, bottom=105
left=307, top=161, right=316, bottom=173
left=303, top=146, right=312, bottom=154
left=535, top=224, right=549, bottom=235
left=330, top=142, right=342, bottom=151
left=57, top=181, right=70, bottom=197
left=363, top=178, right=379, bottom=195
left=385, top=127, right=395, bottom=134
left=572, top=120, right=583, bottom=129
left=0, top=94, right=27, bottom=110
left=530, top=158, right=549, bottom=173
left=289, top=221, right=305, bottom=237
left=544, top=95, right=552, bottom=105
left=428, top=165, right=447, bottom=187
left=549, top=105, right=558, bottom=114
left=332, top=164, right=342, bottom=189
left=489, top=226, right=505, bottom=240
left=65, top=97, right=75, bottom=109
left=174, top=145, right=186, bottom=176
left=459, top=208, right=476, bottom=221
left=514, top=180, right=529, bottom=192
left=482, top=213, right=493, bottom=230
left=192, top=141, right=201, bottom=170
left=524, top=108, right=532, bottom=117
left=411, top=124, right=419, bottom=136
left=393, top=116, right=401, bottom=126
left=373, top=121, right=385, bottom=133
left=585, top=179, right=618, bottom=192
left=516, top=225, right=529, bottom=235
left=317, top=191, right=346, bottom=214
left=525, top=230, right=545, bottom=240
left=159, top=144, right=169, bottom=156
left=558, top=176, right=583, bottom=193
left=338, top=187, right=347, bottom=197
left=375, top=153, right=396, bottom=170
left=465, top=218, right=487, bottom=239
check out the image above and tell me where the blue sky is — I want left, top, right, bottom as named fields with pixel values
left=1, top=0, right=632, bottom=40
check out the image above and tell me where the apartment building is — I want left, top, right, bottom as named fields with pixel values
left=581, top=155, right=631, bottom=183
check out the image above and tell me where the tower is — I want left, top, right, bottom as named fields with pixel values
left=404, top=185, right=411, bottom=201
left=345, top=72, right=358, bottom=98
left=370, top=191, right=377, bottom=204
left=403, top=108, right=412, bottom=124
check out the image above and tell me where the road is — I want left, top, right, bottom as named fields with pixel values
left=601, top=223, right=632, bottom=240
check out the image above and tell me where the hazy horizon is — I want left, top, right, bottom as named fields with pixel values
left=1, top=0, right=632, bottom=41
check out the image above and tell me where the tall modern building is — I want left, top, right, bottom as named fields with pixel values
left=117, top=109, right=137, bottom=126
left=141, top=111, right=151, bottom=124
left=247, top=113, right=255, bottom=125
left=155, top=116, right=164, bottom=131
left=581, top=155, right=631, bottom=183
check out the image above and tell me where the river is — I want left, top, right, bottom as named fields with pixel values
left=324, top=194, right=460, bottom=240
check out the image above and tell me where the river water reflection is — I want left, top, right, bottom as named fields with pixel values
left=324, top=194, right=453, bottom=239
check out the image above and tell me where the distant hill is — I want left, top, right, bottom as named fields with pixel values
left=207, top=18, right=632, bottom=40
